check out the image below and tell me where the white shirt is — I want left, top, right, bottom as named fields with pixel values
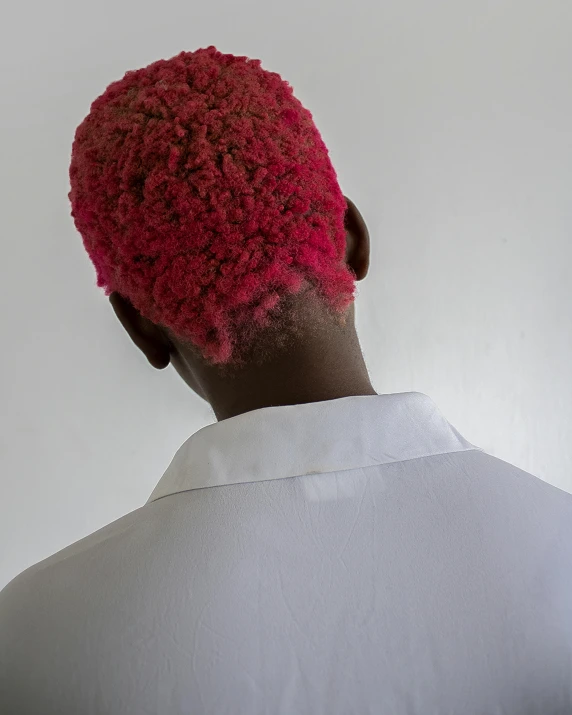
left=1, top=391, right=572, bottom=715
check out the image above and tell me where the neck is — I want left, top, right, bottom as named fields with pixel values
left=173, top=298, right=377, bottom=421
left=205, top=334, right=376, bottom=422
left=211, top=374, right=377, bottom=422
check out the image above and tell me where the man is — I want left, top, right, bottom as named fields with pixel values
left=1, top=46, right=571, bottom=715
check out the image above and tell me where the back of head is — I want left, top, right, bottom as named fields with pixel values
left=69, top=46, right=356, bottom=367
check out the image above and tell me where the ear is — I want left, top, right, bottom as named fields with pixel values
left=343, top=196, right=370, bottom=281
left=109, top=292, right=171, bottom=369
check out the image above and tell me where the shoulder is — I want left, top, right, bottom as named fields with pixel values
left=0, top=501, right=168, bottom=714
left=0, top=502, right=153, bottom=633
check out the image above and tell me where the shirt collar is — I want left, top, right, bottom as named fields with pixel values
left=147, top=391, right=481, bottom=503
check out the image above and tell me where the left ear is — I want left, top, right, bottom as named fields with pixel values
left=109, top=292, right=171, bottom=369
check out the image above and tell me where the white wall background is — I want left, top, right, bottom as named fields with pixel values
left=1, top=0, right=571, bottom=589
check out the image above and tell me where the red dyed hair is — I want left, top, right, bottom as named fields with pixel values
left=69, top=46, right=355, bottom=365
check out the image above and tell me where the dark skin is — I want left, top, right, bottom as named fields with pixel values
left=110, top=196, right=377, bottom=421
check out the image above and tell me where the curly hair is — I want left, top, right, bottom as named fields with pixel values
left=68, top=46, right=356, bottom=366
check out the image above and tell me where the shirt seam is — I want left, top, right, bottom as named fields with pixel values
left=147, top=445, right=485, bottom=504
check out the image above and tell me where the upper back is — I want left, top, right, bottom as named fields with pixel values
left=2, top=393, right=572, bottom=714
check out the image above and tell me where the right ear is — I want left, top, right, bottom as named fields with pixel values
left=109, top=292, right=171, bottom=369
left=343, top=196, right=370, bottom=281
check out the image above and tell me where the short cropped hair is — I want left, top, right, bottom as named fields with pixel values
left=69, top=46, right=355, bottom=366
